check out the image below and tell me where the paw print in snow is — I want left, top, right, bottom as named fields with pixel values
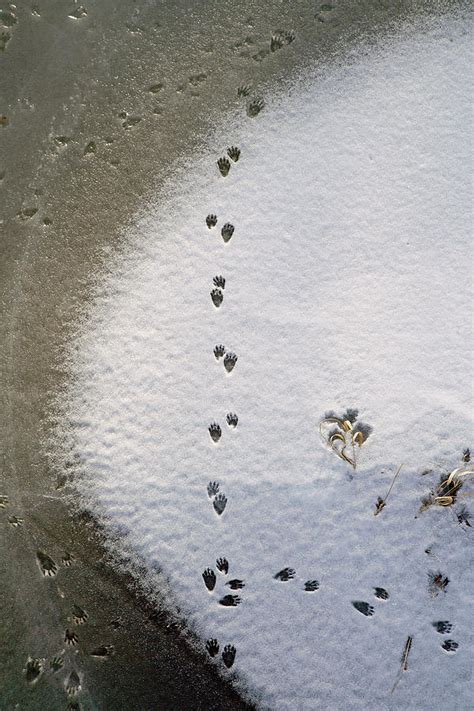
left=222, top=644, right=236, bottom=668
left=433, top=621, right=452, bottom=634
left=274, top=568, right=295, bottom=582
left=206, top=214, right=217, bottom=229
left=208, top=423, right=222, bottom=442
left=304, top=580, right=319, bottom=592
left=202, top=568, right=217, bottom=591
left=216, top=557, right=229, bottom=574
left=226, top=579, right=245, bottom=590
left=374, top=587, right=389, bottom=600
left=213, top=494, right=227, bottom=515
left=219, top=594, right=241, bottom=607
left=207, top=481, right=220, bottom=498
left=352, top=601, right=374, bottom=617
left=206, top=639, right=220, bottom=657
left=224, top=352, right=238, bottom=372
left=214, top=344, right=225, bottom=360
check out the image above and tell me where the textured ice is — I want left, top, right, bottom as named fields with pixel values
left=55, top=13, right=473, bottom=710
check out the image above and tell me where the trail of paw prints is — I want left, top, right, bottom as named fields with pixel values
left=207, top=481, right=228, bottom=516
left=208, top=414, right=238, bottom=442
left=216, top=146, right=241, bottom=177
left=213, top=344, right=239, bottom=372
left=432, top=621, right=459, bottom=654
left=205, top=639, right=237, bottom=669
left=273, top=567, right=321, bottom=593
left=201, top=557, right=244, bottom=606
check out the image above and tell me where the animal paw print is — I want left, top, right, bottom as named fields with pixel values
left=216, top=557, right=229, bottom=574
left=8, top=515, right=23, bottom=527
left=213, top=493, right=227, bottom=515
left=217, top=157, right=231, bottom=177
left=223, top=352, right=238, bottom=373
left=441, top=639, right=459, bottom=653
left=219, top=594, right=241, bottom=607
left=211, top=288, right=223, bottom=307
left=274, top=567, right=295, bottom=582
left=213, top=275, right=225, bottom=289
left=65, top=670, right=81, bottom=695
left=62, top=551, right=75, bottom=567
left=90, top=645, right=115, bottom=658
left=206, top=638, right=220, bottom=657
left=50, top=656, right=64, bottom=672
left=433, top=621, right=452, bottom=634
left=374, top=587, right=389, bottom=600
left=207, top=481, right=220, bottom=498
left=226, top=413, right=238, bottom=428
left=24, top=657, right=43, bottom=684
left=0, top=494, right=9, bottom=508
left=227, top=146, right=240, bottom=162
left=352, top=601, right=374, bottom=617
left=221, top=223, right=234, bottom=243
left=214, top=344, right=225, bottom=360
left=203, top=568, right=217, bottom=591
left=222, top=644, right=236, bottom=668
left=206, top=213, right=218, bottom=229
left=37, top=550, right=58, bottom=577
left=226, top=579, right=245, bottom=590
left=208, top=422, right=222, bottom=443
left=304, top=580, right=319, bottom=592
left=65, top=629, right=79, bottom=646
left=72, top=604, right=88, bottom=624
left=237, top=84, right=251, bottom=98
left=247, top=97, right=264, bottom=117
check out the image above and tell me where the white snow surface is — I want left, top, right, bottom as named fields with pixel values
left=56, top=14, right=473, bottom=711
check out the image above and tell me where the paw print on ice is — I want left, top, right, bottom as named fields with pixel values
left=221, top=222, right=234, bottom=243
left=72, top=604, right=88, bottom=624
left=8, top=515, right=23, bottom=528
left=222, top=644, right=236, bottom=667
left=62, top=551, right=75, bottom=567
left=433, top=621, right=452, bottom=634
left=206, top=213, right=218, bottom=229
left=65, top=670, right=81, bottom=696
left=216, top=557, right=229, bottom=574
left=206, top=638, right=219, bottom=657
left=213, top=493, right=227, bottom=515
left=36, top=550, right=58, bottom=577
left=223, top=352, right=238, bottom=373
left=65, top=628, right=79, bottom=646
left=202, top=567, right=217, bottom=591
left=90, top=645, right=115, bottom=658
left=237, top=84, right=251, bottom=98
left=208, top=422, right=222, bottom=443
left=352, top=601, right=374, bottom=617
left=274, top=567, right=295, bottom=582
left=50, top=656, right=64, bottom=672
left=219, top=594, right=241, bottom=607
left=217, top=157, right=231, bottom=177
left=24, top=657, right=43, bottom=684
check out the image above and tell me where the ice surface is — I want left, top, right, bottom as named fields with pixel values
left=55, top=13, right=473, bottom=710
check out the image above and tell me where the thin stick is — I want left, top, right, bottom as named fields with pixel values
left=391, top=636, right=413, bottom=694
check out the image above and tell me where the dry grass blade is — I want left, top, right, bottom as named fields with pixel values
left=374, top=465, right=404, bottom=516
left=434, top=467, right=473, bottom=506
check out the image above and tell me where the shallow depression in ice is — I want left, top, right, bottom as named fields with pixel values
left=58, top=14, right=473, bottom=711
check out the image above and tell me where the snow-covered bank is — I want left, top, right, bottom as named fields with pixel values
left=55, top=11, right=473, bottom=710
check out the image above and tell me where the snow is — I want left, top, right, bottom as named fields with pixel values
left=54, top=12, right=473, bottom=710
